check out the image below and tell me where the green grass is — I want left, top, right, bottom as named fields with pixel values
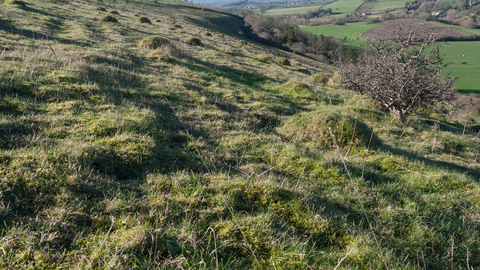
left=1, top=0, right=480, bottom=269
left=357, top=0, right=406, bottom=12
left=300, top=22, right=377, bottom=49
left=440, top=41, right=480, bottom=94
left=300, top=22, right=378, bottom=40
left=435, top=21, right=480, bottom=36
left=264, top=3, right=327, bottom=15
left=322, top=0, right=365, bottom=13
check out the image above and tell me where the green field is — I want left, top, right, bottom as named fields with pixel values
left=303, top=22, right=480, bottom=94
left=301, top=22, right=377, bottom=49
left=440, top=41, right=480, bottom=94
left=435, top=21, right=480, bottom=36
left=265, top=3, right=327, bottom=15
left=321, top=0, right=364, bottom=13
left=300, top=22, right=378, bottom=39
left=357, top=0, right=406, bottom=12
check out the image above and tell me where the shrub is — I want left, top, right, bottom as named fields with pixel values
left=277, top=108, right=379, bottom=150
left=96, top=7, right=107, bottom=12
left=108, top=10, right=119, bottom=15
left=255, top=54, right=272, bottom=63
left=312, top=72, right=329, bottom=84
left=204, top=32, right=212, bottom=37
left=172, top=24, right=182, bottom=29
left=340, top=21, right=454, bottom=122
left=155, top=19, right=161, bottom=22
left=276, top=58, right=290, bottom=66
left=185, top=37, right=202, bottom=46
left=136, top=17, right=151, bottom=24
left=4, top=0, right=25, bottom=8
left=139, top=36, right=171, bottom=49
left=100, top=16, right=119, bottom=23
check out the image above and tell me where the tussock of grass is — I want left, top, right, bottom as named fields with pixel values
left=278, top=107, right=380, bottom=149
left=281, top=80, right=311, bottom=93
left=139, top=36, right=170, bottom=49
left=255, top=54, right=272, bottom=63
left=185, top=37, right=202, bottom=46
left=312, top=72, right=330, bottom=84
left=107, top=10, right=119, bottom=15
left=4, top=0, right=25, bottom=8
left=100, top=15, right=119, bottom=23
left=96, top=7, right=107, bottom=12
left=275, top=57, right=290, bottom=66
left=136, top=17, right=151, bottom=24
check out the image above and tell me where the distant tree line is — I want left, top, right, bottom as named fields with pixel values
left=239, top=10, right=354, bottom=62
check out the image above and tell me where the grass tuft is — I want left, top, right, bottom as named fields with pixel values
left=278, top=107, right=380, bottom=149
left=4, top=0, right=25, bottom=8
left=312, top=72, right=330, bottom=84
left=185, top=37, right=202, bottom=46
left=136, top=17, right=151, bottom=24
left=96, top=7, right=107, bottom=12
left=139, top=35, right=171, bottom=49
left=276, top=57, right=290, bottom=66
left=107, top=10, right=119, bottom=15
left=100, top=15, right=119, bottom=23
left=255, top=54, right=272, bottom=63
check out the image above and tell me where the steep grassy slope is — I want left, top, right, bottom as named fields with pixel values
left=1, top=0, right=480, bottom=269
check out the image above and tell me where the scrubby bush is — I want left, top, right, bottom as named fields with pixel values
left=312, top=72, right=329, bottom=84
left=136, top=17, right=151, bottom=24
left=172, top=24, right=182, bottom=29
left=276, top=58, right=290, bottom=66
left=204, top=32, right=212, bottom=37
left=185, top=37, right=202, bottom=46
left=96, top=7, right=107, bottom=12
left=108, top=10, right=119, bottom=15
left=100, top=15, right=119, bottom=23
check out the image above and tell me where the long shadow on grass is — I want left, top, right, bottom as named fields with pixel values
left=0, top=19, right=91, bottom=47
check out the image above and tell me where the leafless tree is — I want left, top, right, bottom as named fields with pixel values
left=340, top=21, right=455, bottom=123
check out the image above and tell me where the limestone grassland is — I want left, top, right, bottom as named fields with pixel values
left=1, top=0, right=480, bottom=269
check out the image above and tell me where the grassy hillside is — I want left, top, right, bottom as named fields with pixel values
left=264, top=3, right=327, bottom=15
left=1, top=0, right=480, bottom=269
left=356, top=0, right=406, bottom=13
left=322, top=0, right=364, bottom=13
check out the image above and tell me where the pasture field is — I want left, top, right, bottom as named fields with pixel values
left=321, top=0, right=364, bottom=13
left=264, top=3, right=327, bottom=15
left=435, top=21, right=480, bottom=36
left=303, top=20, right=480, bottom=94
left=357, top=0, right=406, bottom=13
left=440, top=41, right=480, bottom=94
left=301, top=22, right=377, bottom=49
left=300, top=22, right=377, bottom=39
